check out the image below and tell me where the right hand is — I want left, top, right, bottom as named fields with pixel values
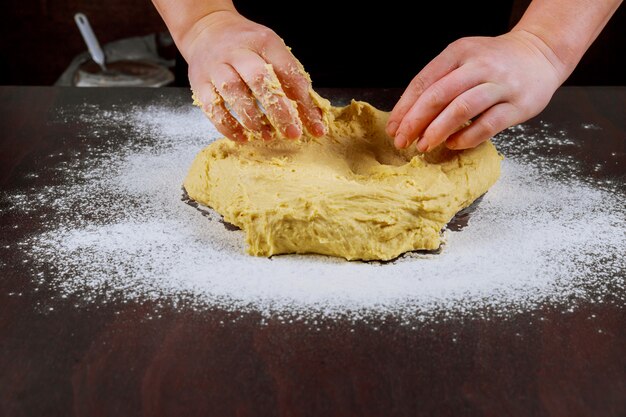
left=180, top=10, right=326, bottom=142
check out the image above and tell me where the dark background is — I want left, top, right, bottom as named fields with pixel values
left=0, top=0, right=624, bottom=87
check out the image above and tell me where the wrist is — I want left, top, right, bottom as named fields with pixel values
left=507, top=28, right=574, bottom=84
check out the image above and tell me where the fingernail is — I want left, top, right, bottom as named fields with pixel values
left=394, top=133, right=407, bottom=149
left=446, top=140, right=458, bottom=149
left=285, top=124, right=302, bottom=139
left=386, top=121, right=399, bottom=137
left=312, top=122, right=327, bottom=137
left=416, top=138, right=429, bottom=152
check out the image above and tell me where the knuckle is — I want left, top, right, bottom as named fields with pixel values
left=506, top=79, right=524, bottom=98
left=204, top=103, right=229, bottom=127
left=256, top=27, right=276, bottom=44
left=473, top=57, right=490, bottom=71
left=241, top=107, right=263, bottom=128
left=266, top=102, right=289, bottom=123
left=491, top=62, right=508, bottom=79
left=522, top=91, right=551, bottom=116
left=409, top=75, right=428, bottom=96
left=448, top=38, right=465, bottom=51
left=513, top=97, right=532, bottom=115
left=250, top=71, right=266, bottom=88
left=221, top=77, right=240, bottom=93
left=223, top=116, right=242, bottom=132
left=423, top=86, right=447, bottom=109
left=280, top=101, right=299, bottom=122
left=201, top=94, right=220, bottom=114
left=240, top=120, right=258, bottom=132
left=449, top=37, right=473, bottom=53
left=480, top=116, right=501, bottom=137
left=454, top=98, right=473, bottom=119
left=402, top=118, right=422, bottom=136
left=477, top=58, right=506, bottom=79
left=307, top=103, right=323, bottom=119
left=201, top=103, right=214, bottom=117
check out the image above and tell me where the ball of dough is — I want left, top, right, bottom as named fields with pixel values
left=184, top=98, right=501, bottom=261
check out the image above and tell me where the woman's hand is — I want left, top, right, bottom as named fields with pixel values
left=181, top=10, right=326, bottom=142
left=386, top=30, right=567, bottom=152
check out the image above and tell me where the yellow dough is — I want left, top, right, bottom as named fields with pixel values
left=184, top=93, right=502, bottom=261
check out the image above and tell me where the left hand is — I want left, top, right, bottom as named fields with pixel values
left=386, top=30, right=566, bottom=151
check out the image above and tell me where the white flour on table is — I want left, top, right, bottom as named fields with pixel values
left=6, top=103, right=625, bottom=321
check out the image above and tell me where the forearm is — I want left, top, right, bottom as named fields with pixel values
left=151, top=0, right=237, bottom=56
left=512, top=0, right=622, bottom=82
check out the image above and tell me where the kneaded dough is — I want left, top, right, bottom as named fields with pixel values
left=184, top=94, right=502, bottom=261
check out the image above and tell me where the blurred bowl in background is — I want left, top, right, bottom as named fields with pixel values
left=73, top=59, right=174, bottom=87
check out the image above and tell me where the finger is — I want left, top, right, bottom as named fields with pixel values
left=446, top=102, right=519, bottom=150
left=386, top=48, right=460, bottom=137
left=262, top=43, right=326, bottom=137
left=415, top=82, right=505, bottom=152
left=194, top=81, right=248, bottom=143
left=211, top=63, right=273, bottom=141
left=392, top=65, right=485, bottom=149
left=228, top=49, right=302, bottom=139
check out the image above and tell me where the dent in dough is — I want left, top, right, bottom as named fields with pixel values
left=184, top=90, right=502, bottom=261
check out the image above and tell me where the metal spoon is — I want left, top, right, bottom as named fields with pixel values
left=74, top=13, right=117, bottom=75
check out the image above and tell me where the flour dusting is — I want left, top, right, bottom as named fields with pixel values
left=6, top=102, right=626, bottom=320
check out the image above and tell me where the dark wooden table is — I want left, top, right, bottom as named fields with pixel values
left=1, top=86, right=625, bottom=417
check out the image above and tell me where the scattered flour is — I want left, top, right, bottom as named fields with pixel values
left=6, top=102, right=626, bottom=320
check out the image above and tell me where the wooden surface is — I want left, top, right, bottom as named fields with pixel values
left=0, top=86, right=625, bottom=417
